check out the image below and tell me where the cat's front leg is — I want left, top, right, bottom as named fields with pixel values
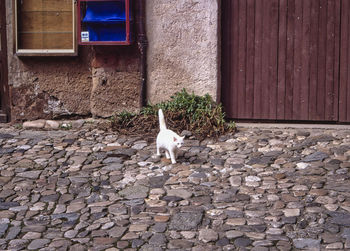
left=165, top=151, right=170, bottom=159
left=156, top=144, right=161, bottom=156
left=169, top=150, right=177, bottom=164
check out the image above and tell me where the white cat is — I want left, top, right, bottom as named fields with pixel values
left=156, top=109, right=185, bottom=164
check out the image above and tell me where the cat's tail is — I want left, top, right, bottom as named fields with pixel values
left=158, top=109, right=167, bottom=130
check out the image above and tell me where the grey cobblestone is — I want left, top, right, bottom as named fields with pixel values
left=0, top=122, right=350, bottom=250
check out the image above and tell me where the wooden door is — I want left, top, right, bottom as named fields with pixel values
left=222, top=0, right=347, bottom=122
left=0, top=0, right=9, bottom=122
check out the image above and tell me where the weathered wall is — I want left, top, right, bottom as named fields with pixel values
left=90, top=46, right=141, bottom=117
left=8, top=51, right=93, bottom=121
left=5, top=0, right=220, bottom=122
left=6, top=0, right=141, bottom=122
left=146, top=0, right=220, bottom=104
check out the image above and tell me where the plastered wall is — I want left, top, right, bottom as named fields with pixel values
left=146, top=0, right=220, bottom=104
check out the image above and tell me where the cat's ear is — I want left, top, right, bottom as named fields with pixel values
left=181, top=136, right=185, bottom=140
left=173, top=137, right=177, bottom=142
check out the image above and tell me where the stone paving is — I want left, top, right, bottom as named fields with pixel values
left=0, top=121, right=350, bottom=251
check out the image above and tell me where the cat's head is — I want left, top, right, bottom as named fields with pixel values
left=173, top=136, right=185, bottom=148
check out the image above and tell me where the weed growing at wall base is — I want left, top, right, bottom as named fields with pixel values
left=111, top=89, right=236, bottom=139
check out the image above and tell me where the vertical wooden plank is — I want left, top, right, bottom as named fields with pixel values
left=268, top=0, right=279, bottom=119
left=237, top=0, right=247, bottom=118
left=277, top=0, right=287, bottom=120
left=261, top=0, right=271, bottom=118
left=285, top=0, right=295, bottom=119
left=245, top=0, right=255, bottom=118
left=300, top=0, right=311, bottom=120
left=340, top=0, right=350, bottom=122
left=344, top=0, right=350, bottom=122
left=232, top=0, right=240, bottom=118
left=317, top=0, right=327, bottom=120
left=253, top=0, right=263, bottom=118
left=309, top=0, right=320, bottom=121
left=292, top=0, right=302, bottom=120
left=347, top=3, right=350, bottom=122
left=221, top=0, right=231, bottom=117
left=325, top=0, right=335, bottom=120
left=332, top=0, right=340, bottom=121
left=1, top=0, right=10, bottom=121
left=339, top=0, right=348, bottom=121
left=223, top=0, right=234, bottom=118
left=243, top=0, right=255, bottom=119
left=227, top=0, right=234, bottom=118
left=347, top=44, right=350, bottom=122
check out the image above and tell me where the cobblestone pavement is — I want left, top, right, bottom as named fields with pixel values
left=0, top=122, right=350, bottom=251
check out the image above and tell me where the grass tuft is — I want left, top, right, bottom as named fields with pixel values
left=111, top=89, right=236, bottom=139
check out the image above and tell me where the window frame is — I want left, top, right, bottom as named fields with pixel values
left=13, top=0, right=77, bottom=56
left=77, top=0, right=132, bottom=45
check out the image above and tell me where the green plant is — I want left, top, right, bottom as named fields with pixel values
left=14, top=123, right=23, bottom=130
left=227, top=121, right=236, bottom=130
left=110, top=111, right=137, bottom=130
left=111, top=89, right=236, bottom=138
left=117, top=111, right=136, bottom=123
left=140, top=105, right=157, bottom=116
